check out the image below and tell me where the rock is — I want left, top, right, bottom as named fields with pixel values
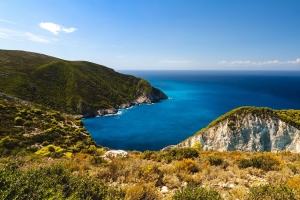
left=98, top=108, right=118, bottom=116
left=119, top=103, right=131, bottom=109
left=147, top=87, right=168, bottom=103
left=103, top=150, right=128, bottom=158
left=161, top=186, right=169, bottom=193
left=82, top=109, right=98, bottom=118
left=182, top=182, right=188, bottom=187
left=160, top=145, right=177, bottom=151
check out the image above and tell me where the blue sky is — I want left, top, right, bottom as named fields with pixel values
left=1, top=0, right=300, bottom=70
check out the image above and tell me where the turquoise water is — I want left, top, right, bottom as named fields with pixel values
left=83, top=70, right=300, bottom=151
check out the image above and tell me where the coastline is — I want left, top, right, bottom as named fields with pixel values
left=81, top=86, right=168, bottom=118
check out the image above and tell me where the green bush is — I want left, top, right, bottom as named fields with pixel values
left=125, top=183, right=160, bottom=200
left=0, top=163, right=125, bottom=199
left=208, top=155, right=224, bottom=166
left=142, top=151, right=159, bottom=161
left=173, top=183, right=222, bottom=200
left=14, top=116, right=23, bottom=125
left=160, top=148, right=199, bottom=163
left=247, top=184, right=300, bottom=200
left=238, top=155, right=281, bottom=171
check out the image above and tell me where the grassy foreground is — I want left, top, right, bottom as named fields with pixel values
left=1, top=149, right=300, bottom=199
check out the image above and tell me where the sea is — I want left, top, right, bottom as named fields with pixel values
left=83, top=70, right=300, bottom=151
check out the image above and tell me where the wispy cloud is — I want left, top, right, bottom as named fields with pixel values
left=39, top=22, right=77, bottom=35
left=0, top=28, right=53, bottom=43
left=0, top=32, right=9, bottom=38
left=25, top=32, right=52, bottom=43
left=219, top=58, right=300, bottom=66
left=0, top=19, right=24, bottom=26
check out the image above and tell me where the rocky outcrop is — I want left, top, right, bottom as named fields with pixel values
left=147, top=87, right=168, bottom=102
left=177, top=109, right=300, bottom=153
left=82, top=86, right=168, bottom=118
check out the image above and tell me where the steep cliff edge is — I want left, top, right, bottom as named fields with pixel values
left=177, top=107, right=300, bottom=152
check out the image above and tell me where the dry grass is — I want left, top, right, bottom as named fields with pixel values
left=2, top=149, right=300, bottom=199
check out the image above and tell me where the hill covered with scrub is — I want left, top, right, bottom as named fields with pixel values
left=0, top=49, right=167, bottom=117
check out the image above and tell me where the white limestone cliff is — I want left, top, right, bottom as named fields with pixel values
left=178, top=112, right=300, bottom=153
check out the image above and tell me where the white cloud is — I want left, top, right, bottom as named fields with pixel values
left=25, top=32, right=51, bottom=43
left=39, top=22, right=77, bottom=35
left=219, top=58, right=300, bottom=66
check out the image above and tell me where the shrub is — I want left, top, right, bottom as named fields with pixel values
left=238, top=155, right=281, bottom=171
left=208, top=155, right=223, bottom=166
left=142, top=151, right=159, bottom=161
left=192, top=141, right=202, bottom=149
left=35, top=145, right=65, bottom=157
left=0, top=136, right=18, bottom=149
left=0, top=163, right=125, bottom=200
left=175, top=158, right=198, bottom=173
left=162, top=174, right=181, bottom=189
left=14, top=116, right=23, bottom=125
left=160, top=148, right=199, bottom=163
left=90, top=155, right=107, bottom=166
left=286, top=175, right=300, bottom=190
left=173, top=183, right=222, bottom=200
left=125, top=183, right=160, bottom=200
left=247, top=184, right=300, bottom=200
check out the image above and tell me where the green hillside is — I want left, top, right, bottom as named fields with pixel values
left=0, top=49, right=152, bottom=114
left=0, top=97, right=96, bottom=156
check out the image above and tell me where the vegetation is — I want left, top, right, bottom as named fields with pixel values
left=238, top=155, right=282, bottom=171
left=0, top=162, right=124, bottom=199
left=0, top=49, right=153, bottom=114
left=0, top=98, right=95, bottom=156
left=1, top=150, right=300, bottom=199
left=173, top=183, right=222, bottom=200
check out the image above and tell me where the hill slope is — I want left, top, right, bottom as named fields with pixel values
left=178, top=107, right=300, bottom=152
left=0, top=49, right=167, bottom=116
left=0, top=97, right=96, bottom=156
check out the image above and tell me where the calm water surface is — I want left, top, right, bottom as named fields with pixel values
left=83, top=71, right=300, bottom=151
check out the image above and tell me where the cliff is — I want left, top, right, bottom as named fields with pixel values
left=177, top=107, right=300, bottom=152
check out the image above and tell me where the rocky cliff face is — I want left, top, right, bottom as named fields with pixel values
left=82, top=86, right=168, bottom=118
left=178, top=109, right=300, bottom=153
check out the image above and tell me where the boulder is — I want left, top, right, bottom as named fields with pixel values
left=104, top=150, right=128, bottom=158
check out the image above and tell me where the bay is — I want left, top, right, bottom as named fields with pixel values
left=83, top=70, right=300, bottom=151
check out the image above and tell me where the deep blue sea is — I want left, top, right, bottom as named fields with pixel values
left=83, top=70, right=300, bottom=151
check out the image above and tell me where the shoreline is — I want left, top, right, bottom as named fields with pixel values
left=81, top=86, right=168, bottom=118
